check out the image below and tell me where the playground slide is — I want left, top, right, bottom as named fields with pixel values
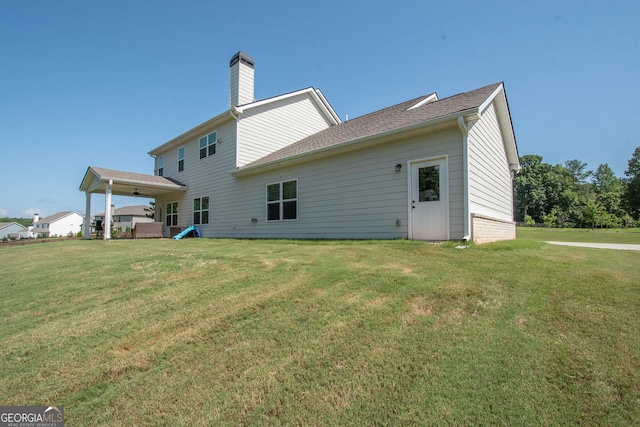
left=172, top=226, right=202, bottom=240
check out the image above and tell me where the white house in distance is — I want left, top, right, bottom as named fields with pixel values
left=0, top=222, right=27, bottom=240
left=80, top=51, right=519, bottom=243
left=32, top=212, right=84, bottom=237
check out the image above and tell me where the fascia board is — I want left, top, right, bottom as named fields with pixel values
left=406, top=93, right=439, bottom=111
left=236, top=87, right=341, bottom=125
left=148, top=110, right=235, bottom=156
left=231, top=108, right=477, bottom=177
left=313, top=89, right=342, bottom=124
left=234, top=88, right=313, bottom=113
left=100, top=176, right=187, bottom=190
left=480, top=84, right=519, bottom=170
left=478, top=83, right=504, bottom=115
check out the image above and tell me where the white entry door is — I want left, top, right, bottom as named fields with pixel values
left=410, top=158, right=449, bottom=240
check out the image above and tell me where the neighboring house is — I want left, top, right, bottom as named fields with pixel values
left=80, top=51, right=519, bottom=243
left=32, top=212, right=84, bottom=237
left=94, top=205, right=154, bottom=234
left=0, top=222, right=27, bottom=240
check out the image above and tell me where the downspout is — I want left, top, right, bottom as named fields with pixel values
left=457, top=116, right=471, bottom=241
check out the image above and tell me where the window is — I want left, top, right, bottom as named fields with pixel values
left=158, top=156, right=164, bottom=176
left=267, top=180, right=297, bottom=221
left=178, top=147, right=185, bottom=172
left=418, top=165, right=440, bottom=202
left=166, top=202, right=178, bottom=226
left=193, top=196, right=209, bottom=225
left=199, top=131, right=217, bottom=159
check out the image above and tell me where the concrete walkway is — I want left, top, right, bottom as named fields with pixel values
left=546, top=241, right=640, bottom=251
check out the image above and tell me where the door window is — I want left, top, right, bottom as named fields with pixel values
left=418, top=165, right=440, bottom=202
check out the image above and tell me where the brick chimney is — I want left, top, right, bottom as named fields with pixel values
left=230, top=51, right=255, bottom=108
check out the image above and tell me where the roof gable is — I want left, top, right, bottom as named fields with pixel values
left=0, top=222, right=26, bottom=231
left=236, top=87, right=341, bottom=125
left=38, top=211, right=83, bottom=224
left=149, top=88, right=341, bottom=156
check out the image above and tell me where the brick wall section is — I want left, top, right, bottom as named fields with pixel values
left=471, top=214, right=516, bottom=244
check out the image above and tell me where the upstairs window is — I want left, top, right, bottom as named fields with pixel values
left=178, top=146, right=185, bottom=172
left=267, top=180, right=297, bottom=221
left=199, top=131, right=217, bottom=159
left=158, top=156, right=164, bottom=176
left=166, top=202, right=178, bottom=226
left=193, top=196, right=209, bottom=225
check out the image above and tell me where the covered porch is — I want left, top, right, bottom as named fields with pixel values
left=79, top=166, right=187, bottom=240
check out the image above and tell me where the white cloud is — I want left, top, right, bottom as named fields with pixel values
left=0, top=208, right=8, bottom=216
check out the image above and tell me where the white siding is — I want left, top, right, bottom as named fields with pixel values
left=154, top=119, right=238, bottom=236
left=467, top=102, right=514, bottom=222
left=153, top=112, right=464, bottom=240
left=230, top=61, right=254, bottom=107
left=49, top=213, right=84, bottom=237
left=212, top=126, right=463, bottom=240
left=0, top=223, right=26, bottom=239
left=237, top=94, right=333, bottom=167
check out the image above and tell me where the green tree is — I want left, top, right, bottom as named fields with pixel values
left=624, top=146, right=640, bottom=219
left=564, top=159, right=592, bottom=184
left=593, top=163, right=625, bottom=222
left=514, top=155, right=547, bottom=222
left=145, top=202, right=156, bottom=219
left=581, top=199, right=601, bottom=230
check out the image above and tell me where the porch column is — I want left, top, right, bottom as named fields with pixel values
left=84, top=192, right=92, bottom=239
left=104, top=180, right=112, bottom=240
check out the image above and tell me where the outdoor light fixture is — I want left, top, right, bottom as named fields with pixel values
left=395, top=164, right=402, bottom=172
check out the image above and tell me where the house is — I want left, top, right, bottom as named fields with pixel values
left=32, top=212, right=84, bottom=237
left=94, top=205, right=154, bottom=235
left=80, top=51, right=519, bottom=243
left=0, top=222, right=27, bottom=240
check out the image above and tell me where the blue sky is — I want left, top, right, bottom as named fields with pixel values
left=1, top=0, right=639, bottom=218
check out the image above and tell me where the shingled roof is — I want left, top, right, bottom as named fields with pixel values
left=241, top=82, right=503, bottom=170
left=79, top=166, right=187, bottom=197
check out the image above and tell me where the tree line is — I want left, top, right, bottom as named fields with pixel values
left=514, top=146, right=640, bottom=228
left=0, top=217, right=32, bottom=227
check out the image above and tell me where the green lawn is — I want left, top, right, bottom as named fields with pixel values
left=1, top=238, right=638, bottom=425
left=518, top=226, right=640, bottom=243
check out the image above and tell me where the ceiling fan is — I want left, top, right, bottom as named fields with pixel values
left=132, top=188, right=152, bottom=197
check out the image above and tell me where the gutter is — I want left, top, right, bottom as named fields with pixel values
left=457, top=116, right=471, bottom=241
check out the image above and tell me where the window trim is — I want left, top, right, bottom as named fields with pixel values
left=199, top=131, right=217, bottom=159
left=193, top=196, right=210, bottom=225
left=157, top=156, right=164, bottom=177
left=178, top=146, right=185, bottom=172
left=266, top=179, right=298, bottom=222
left=166, top=201, right=178, bottom=227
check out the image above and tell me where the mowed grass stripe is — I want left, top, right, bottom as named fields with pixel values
left=0, top=238, right=638, bottom=425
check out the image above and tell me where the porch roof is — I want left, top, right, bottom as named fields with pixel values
left=79, top=166, right=187, bottom=197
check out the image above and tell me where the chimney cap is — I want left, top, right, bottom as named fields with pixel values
left=230, top=51, right=254, bottom=69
